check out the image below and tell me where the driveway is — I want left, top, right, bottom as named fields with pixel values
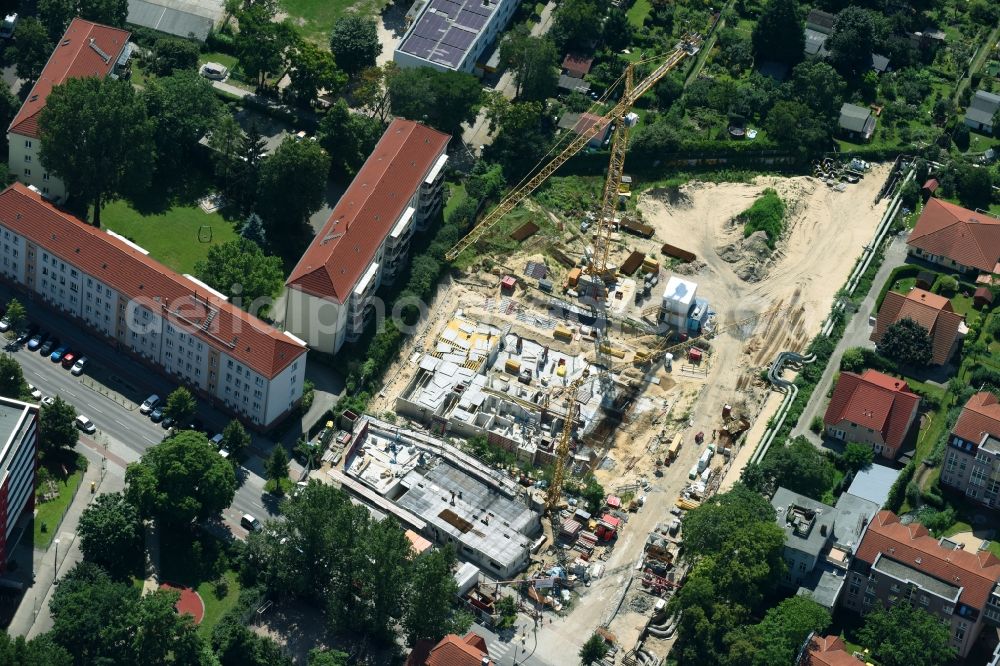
left=791, top=233, right=910, bottom=446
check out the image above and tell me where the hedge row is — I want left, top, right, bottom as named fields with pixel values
left=875, top=264, right=922, bottom=310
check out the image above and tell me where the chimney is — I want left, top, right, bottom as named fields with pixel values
left=820, top=524, right=827, bottom=537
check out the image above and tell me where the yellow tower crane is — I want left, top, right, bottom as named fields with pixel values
left=445, top=35, right=702, bottom=263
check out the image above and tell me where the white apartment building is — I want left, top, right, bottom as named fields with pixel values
left=395, top=0, right=520, bottom=75
left=0, top=183, right=307, bottom=430
left=284, top=119, right=449, bottom=355
left=7, top=18, right=132, bottom=202
left=0, top=396, right=37, bottom=571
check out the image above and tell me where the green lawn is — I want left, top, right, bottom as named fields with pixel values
left=279, top=0, right=389, bottom=43
left=198, top=52, right=238, bottom=71
left=102, top=200, right=239, bottom=275
left=34, top=467, right=85, bottom=549
left=443, top=182, right=468, bottom=220
left=196, top=570, right=241, bottom=637
left=626, top=0, right=651, bottom=28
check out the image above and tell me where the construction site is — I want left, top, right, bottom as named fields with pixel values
left=351, top=35, right=904, bottom=666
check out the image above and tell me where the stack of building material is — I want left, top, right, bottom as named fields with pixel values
left=560, top=518, right=583, bottom=541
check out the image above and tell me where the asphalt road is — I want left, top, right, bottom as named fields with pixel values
left=0, top=286, right=289, bottom=534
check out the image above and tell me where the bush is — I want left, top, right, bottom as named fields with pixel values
left=885, top=461, right=916, bottom=512
left=875, top=264, right=922, bottom=310
left=810, top=415, right=824, bottom=433
left=840, top=347, right=866, bottom=372
left=737, top=188, right=785, bottom=248
left=933, top=275, right=958, bottom=294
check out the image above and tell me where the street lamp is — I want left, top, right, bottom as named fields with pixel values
left=54, top=538, right=60, bottom=570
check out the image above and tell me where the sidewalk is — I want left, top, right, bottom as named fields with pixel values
left=8, top=445, right=125, bottom=638
left=790, top=235, right=909, bottom=446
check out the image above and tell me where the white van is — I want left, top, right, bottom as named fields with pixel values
left=75, top=415, right=96, bottom=434
left=199, top=63, right=228, bottom=80
left=140, top=394, right=160, bottom=414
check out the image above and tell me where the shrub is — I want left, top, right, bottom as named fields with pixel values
left=737, top=188, right=785, bottom=248
left=810, top=415, right=824, bottom=433
left=934, top=274, right=959, bottom=294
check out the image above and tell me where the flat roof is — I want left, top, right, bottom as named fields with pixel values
left=398, top=0, right=501, bottom=68
left=772, top=487, right=837, bottom=558
left=833, top=491, right=880, bottom=552
left=846, top=464, right=899, bottom=506
left=0, top=398, right=32, bottom=473
left=663, top=276, right=698, bottom=307
left=874, top=554, right=961, bottom=601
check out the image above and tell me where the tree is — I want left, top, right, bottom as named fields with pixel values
left=266, top=445, right=289, bottom=490
left=235, top=4, right=295, bottom=91
left=125, top=430, right=237, bottom=526
left=257, top=137, right=331, bottom=232
left=483, top=97, right=551, bottom=181
left=220, top=420, right=251, bottom=462
left=39, top=77, right=153, bottom=226
left=213, top=613, right=293, bottom=666
left=840, top=347, right=866, bottom=372
left=465, top=161, right=506, bottom=203
left=751, top=0, right=803, bottom=66
left=681, top=483, right=776, bottom=558
left=495, top=595, right=518, bottom=629
left=957, top=165, right=994, bottom=210
left=150, top=37, right=201, bottom=76
left=499, top=26, right=559, bottom=102
left=759, top=436, right=837, bottom=500
left=132, top=587, right=206, bottom=664
left=388, top=67, right=483, bottom=136
left=38, top=0, right=76, bottom=41
left=9, top=17, right=52, bottom=82
left=858, top=602, right=955, bottom=666
left=579, top=633, right=609, bottom=665
left=317, top=99, right=384, bottom=177
left=38, top=396, right=78, bottom=460
left=49, top=562, right=138, bottom=663
left=77, top=492, right=142, bottom=575
left=0, top=355, right=28, bottom=401
left=764, top=100, right=831, bottom=154
left=4, top=298, right=26, bottom=333
left=726, top=596, right=831, bottom=666
left=602, top=8, right=633, bottom=52
left=328, top=15, right=381, bottom=78
left=308, top=649, right=350, bottom=666
left=287, top=40, right=346, bottom=106
left=143, top=72, right=220, bottom=175
left=0, top=633, right=72, bottom=666
left=208, top=114, right=246, bottom=201
left=878, top=317, right=933, bottom=367
left=551, top=0, right=601, bottom=51
left=80, top=0, right=129, bottom=27
left=403, top=546, right=470, bottom=643
left=787, top=60, right=846, bottom=122
left=842, top=442, right=875, bottom=473
left=164, top=387, right=197, bottom=425
left=354, top=63, right=396, bottom=123
left=828, top=6, right=880, bottom=77
left=194, top=238, right=284, bottom=313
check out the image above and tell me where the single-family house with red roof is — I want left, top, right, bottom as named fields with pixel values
left=941, top=392, right=1000, bottom=508
left=406, top=631, right=493, bottom=666
left=284, top=119, right=449, bottom=354
left=562, top=53, right=594, bottom=78
left=870, top=288, right=965, bottom=365
left=7, top=18, right=132, bottom=202
left=907, top=198, right=1000, bottom=275
left=823, top=370, right=920, bottom=459
left=841, top=510, right=1000, bottom=658
left=798, top=634, right=866, bottom=666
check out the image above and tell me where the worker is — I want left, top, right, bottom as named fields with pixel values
left=90, top=481, right=96, bottom=494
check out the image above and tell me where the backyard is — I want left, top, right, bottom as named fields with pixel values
left=279, top=0, right=390, bottom=43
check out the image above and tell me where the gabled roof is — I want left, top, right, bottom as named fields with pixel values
left=802, top=635, right=865, bottom=666
left=967, top=90, right=1000, bottom=126
left=562, top=53, right=593, bottom=76
left=839, top=103, right=873, bottom=133
left=871, top=288, right=964, bottom=365
left=806, top=9, right=835, bottom=33
left=908, top=198, right=1000, bottom=272
left=953, top=392, right=1000, bottom=445
left=424, top=632, right=492, bottom=666
left=0, top=184, right=305, bottom=378
left=922, top=178, right=939, bottom=192
left=573, top=112, right=610, bottom=138
left=9, top=18, right=131, bottom=139
left=823, top=370, right=920, bottom=451
left=286, top=119, right=449, bottom=302
left=856, top=510, right=1000, bottom=610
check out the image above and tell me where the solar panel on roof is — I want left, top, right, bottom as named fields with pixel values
left=401, top=35, right=436, bottom=59
left=524, top=261, right=548, bottom=279
left=442, top=27, right=476, bottom=50
left=431, top=44, right=460, bottom=66
left=456, top=9, right=488, bottom=30
left=414, top=14, right=447, bottom=39
left=430, top=0, right=463, bottom=17
left=465, top=0, right=494, bottom=17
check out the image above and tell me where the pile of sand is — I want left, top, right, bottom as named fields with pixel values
left=717, top=230, right=774, bottom=282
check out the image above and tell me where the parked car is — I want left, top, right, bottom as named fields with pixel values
left=39, top=338, right=58, bottom=355
left=26, top=334, right=43, bottom=350
left=70, top=357, right=87, bottom=376
left=14, top=330, right=29, bottom=345
left=160, top=416, right=176, bottom=429
left=0, top=317, right=10, bottom=332
left=27, top=384, right=41, bottom=400
left=140, top=394, right=160, bottom=415
left=199, top=62, right=228, bottom=80
left=149, top=407, right=165, bottom=423
left=0, top=13, right=17, bottom=39
left=240, top=514, right=262, bottom=532
left=75, top=415, right=96, bottom=434
left=40, top=396, right=55, bottom=407
left=61, top=351, right=76, bottom=368
left=50, top=345, right=69, bottom=362
left=210, top=433, right=224, bottom=448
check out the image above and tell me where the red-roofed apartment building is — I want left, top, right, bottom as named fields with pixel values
left=941, top=392, right=1000, bottom=508
left=871, top=288, right=965, bottom=365
left=907, top=198, right=1000, bottom=275
left=0, top=183, right=306, bottom=429
left=284, top=119, right=449, bottom=354
left=7, top=18, right=132, bottom=202
left=823, top=369, right=921, bottom=459
left=841, top=510, right=1000, bottom=658
left=797, top=634, right=865, bottom=666
left=406, top=632, right=493, bottom=666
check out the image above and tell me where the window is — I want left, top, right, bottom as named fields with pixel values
left=23, top=155, right=30, bottom=163
left=955, top=622, right=967, bottom=642
left=972, top=465, right=988, bottom=487
left=24, top=140, right=31, bottom=148
left=23, top=168, right=30, bottom=176
left=42, top=173, right=49, bottom=181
